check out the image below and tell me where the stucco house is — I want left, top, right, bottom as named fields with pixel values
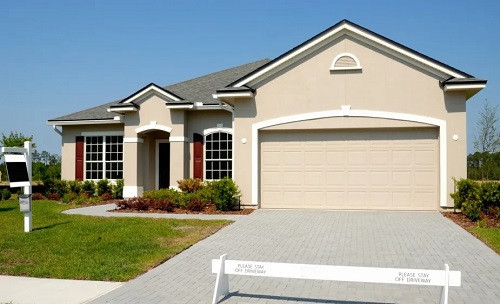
left=48, top=20, right=486, bottom=210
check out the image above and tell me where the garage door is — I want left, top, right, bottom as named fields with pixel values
left=260, top=128, right=438, bottom=210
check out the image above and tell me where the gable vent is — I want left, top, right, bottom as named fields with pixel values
left=330, top=53, right=362, bottom=71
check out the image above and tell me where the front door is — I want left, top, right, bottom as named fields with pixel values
left=157, top=141, right=170, bottom=189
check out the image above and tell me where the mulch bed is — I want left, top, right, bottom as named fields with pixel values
left=441, top=211, right=500, bottom=229
left=110, top=205, right=254, bottom=215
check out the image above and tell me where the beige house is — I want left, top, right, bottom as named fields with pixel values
left=48, top=20, right=486, bottom=210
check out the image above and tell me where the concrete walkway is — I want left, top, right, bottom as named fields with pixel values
left=2, top=205, right=500, bottom=303
left=0, top=275, right=122, bottom=304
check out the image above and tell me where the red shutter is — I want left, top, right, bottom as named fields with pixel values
left=193, top=133, right=203, bottom=179
left=75, top=136, right=84, bottom=181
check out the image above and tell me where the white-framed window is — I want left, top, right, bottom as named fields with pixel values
left=205, top=131, right=232, bottom=179
left=85, top=135, right=123, bottom=180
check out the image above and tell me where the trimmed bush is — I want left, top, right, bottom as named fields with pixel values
left=96, top=179, right=111, bottom=197
left=143, top=188, right=183, bottom=207
left=177, top=178, right=204, bottom=193
left=462, top=195, right=482, bottom=221
left=478, top=181, right=500, bottom=212
left=450, top=178, right=479, bottom=210
left=81, top=180, right=96, bottom=197
left=1, top=189, right=12, bottom=201
left=32, top=193, right=45, bottom=200
left=208, top=177, right=241, bottom=211
left=112, top=179, right=124, bottom=199
left=68, top=180, right=82, bottom=194
left=61, top=192, right=77, bottom=204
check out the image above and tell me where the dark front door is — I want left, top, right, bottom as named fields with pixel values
left=158, top=142, right=170, bottom=189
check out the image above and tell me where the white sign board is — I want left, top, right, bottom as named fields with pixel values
left=4, top=154, right=30, bottom=187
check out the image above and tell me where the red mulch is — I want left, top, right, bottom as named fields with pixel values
left=441, top=211, right=500, bottom=229
left=110, top=205, right=254, bottom=215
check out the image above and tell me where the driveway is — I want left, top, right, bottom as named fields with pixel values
left=89, top=210, right=500, bottom=304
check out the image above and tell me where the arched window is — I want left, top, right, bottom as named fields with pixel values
left=205, top=131, right=232, bottom=179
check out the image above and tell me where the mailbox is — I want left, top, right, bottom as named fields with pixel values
left=19, top=194, right=32, bottom=212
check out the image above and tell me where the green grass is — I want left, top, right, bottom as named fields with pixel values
left=0, top=200, right=230, bottom=281
left=469, top=226, right=500, bottom=254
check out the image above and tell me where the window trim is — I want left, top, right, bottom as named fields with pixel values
left=83, top=133, right=124, bottom=181
left=203, top=128, right=233, bottom=180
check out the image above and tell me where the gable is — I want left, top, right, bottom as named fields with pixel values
left=225, top=20, right=484, bottom=98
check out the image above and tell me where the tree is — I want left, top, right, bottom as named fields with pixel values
left=0, top=132, right=36, bottom=148
left=473, top=101, right=500, bottom=180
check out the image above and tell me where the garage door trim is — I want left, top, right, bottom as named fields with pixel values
left=251, top=109, right=446, bottom=207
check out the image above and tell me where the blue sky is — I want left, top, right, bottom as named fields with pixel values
left=1, top=0, right=498, bottom=155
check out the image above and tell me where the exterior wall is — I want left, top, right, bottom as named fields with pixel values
left=233, top=36, right=467, bottom=207
left=186, top=110, right=232, bottom=179
left=60, top=124, right=123, bottom=181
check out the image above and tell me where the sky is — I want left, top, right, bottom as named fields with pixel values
left=0, top=0, right=499, bottom=155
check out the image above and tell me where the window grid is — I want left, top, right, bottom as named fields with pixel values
left=85, top=135, right=123, bottom=180
left=205, top=132, right=232, bottom=179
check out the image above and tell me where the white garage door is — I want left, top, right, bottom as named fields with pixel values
left=260, top=128, right=438, bottom=210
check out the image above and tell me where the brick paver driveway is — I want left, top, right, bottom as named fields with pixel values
left=90, top=210, right=500, bottom=304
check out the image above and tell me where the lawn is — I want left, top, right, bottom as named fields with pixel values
left=469, top=227, right=500, bottom=254
left=0, top=200, right=230, bottom=281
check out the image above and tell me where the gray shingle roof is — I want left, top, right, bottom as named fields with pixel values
left=48, top=59, right=270, bottom=122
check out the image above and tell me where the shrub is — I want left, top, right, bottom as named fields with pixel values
left=68, top=180, right=82, bottom=194
left=143, top=188, right=183, bottom=207
left=150, top=199, right=174, bottom=212
left=96, top=179, right=111, bottom=196
left=74, top=193, right=89, bottom=205
left=52, top=179, right=69, bottom=198
left=32, top=193, right=45, bottom=200
left=116, top=197, right=150, bottom=211
left=187, top=198, right=206, bottom=212
left=450, top=178, right=479, bottom=210
left=177, top=178, right=204, bottom=193
left=81, top=180, right=96, bottom=197
left=61, top=192, right=77, bottom=204
left=462, top=195, right=482, bottom=221
left=99, top=192, right=113, bottom=202
left=209, top=177, right=241, bottom=211
left=487, top=206, right=500, bottom=220
left=1, top=189, right=12, bottom=200
left=46, top=192, right=61, bottom=201
left=479, top=181, right=500, bottom=211
left=112, top=179, right=124, bottom=199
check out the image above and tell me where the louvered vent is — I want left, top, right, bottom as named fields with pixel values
left=335, top=56, right=357, bottom=68
left=330, top=53, right=362, bottom=71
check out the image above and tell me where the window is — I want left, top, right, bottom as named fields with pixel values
left=85, top=135, right=123, bottom=179
left=205, top=132, right=232, bottom=179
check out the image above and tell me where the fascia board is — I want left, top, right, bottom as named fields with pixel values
left=122, top=85, right=182, bottom=104
left=47, top=119, right=122, bottom=126
left=234, top=23, right=469, bottom=87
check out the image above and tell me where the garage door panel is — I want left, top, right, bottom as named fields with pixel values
left=392, top=150, right=412, bottom=165
left=348, top=171, right=369, bottom=185
left=326, top=171, right=346, bottom=185
left=260, top=129, right=438, bottom=210
left=393, top=192, right=413, bottom=208
left=370, top=171, right=390, bottom=185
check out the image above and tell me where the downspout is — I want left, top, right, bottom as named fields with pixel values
left=52, top=125, right=63, bottom=136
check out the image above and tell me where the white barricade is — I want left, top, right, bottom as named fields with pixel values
left=211, top=254, right=460, bottom=304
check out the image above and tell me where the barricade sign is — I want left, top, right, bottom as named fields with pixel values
left=211, top=254, right=461, bottom=304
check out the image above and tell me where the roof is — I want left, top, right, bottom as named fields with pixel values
left=48, top=59, right=271, bottom=123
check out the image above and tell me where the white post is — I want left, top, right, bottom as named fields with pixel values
left=23, top=141, right=32, bottom=233
left=439, top=264, right=450, bottom=304
left=212, top=254, right=229, bottom=304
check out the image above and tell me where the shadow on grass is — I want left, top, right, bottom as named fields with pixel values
left=0, top=206, right=16, bottom=212
left=33, top=221, right=71, bottom=231
left=220, top=291, right=394, bottom=304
